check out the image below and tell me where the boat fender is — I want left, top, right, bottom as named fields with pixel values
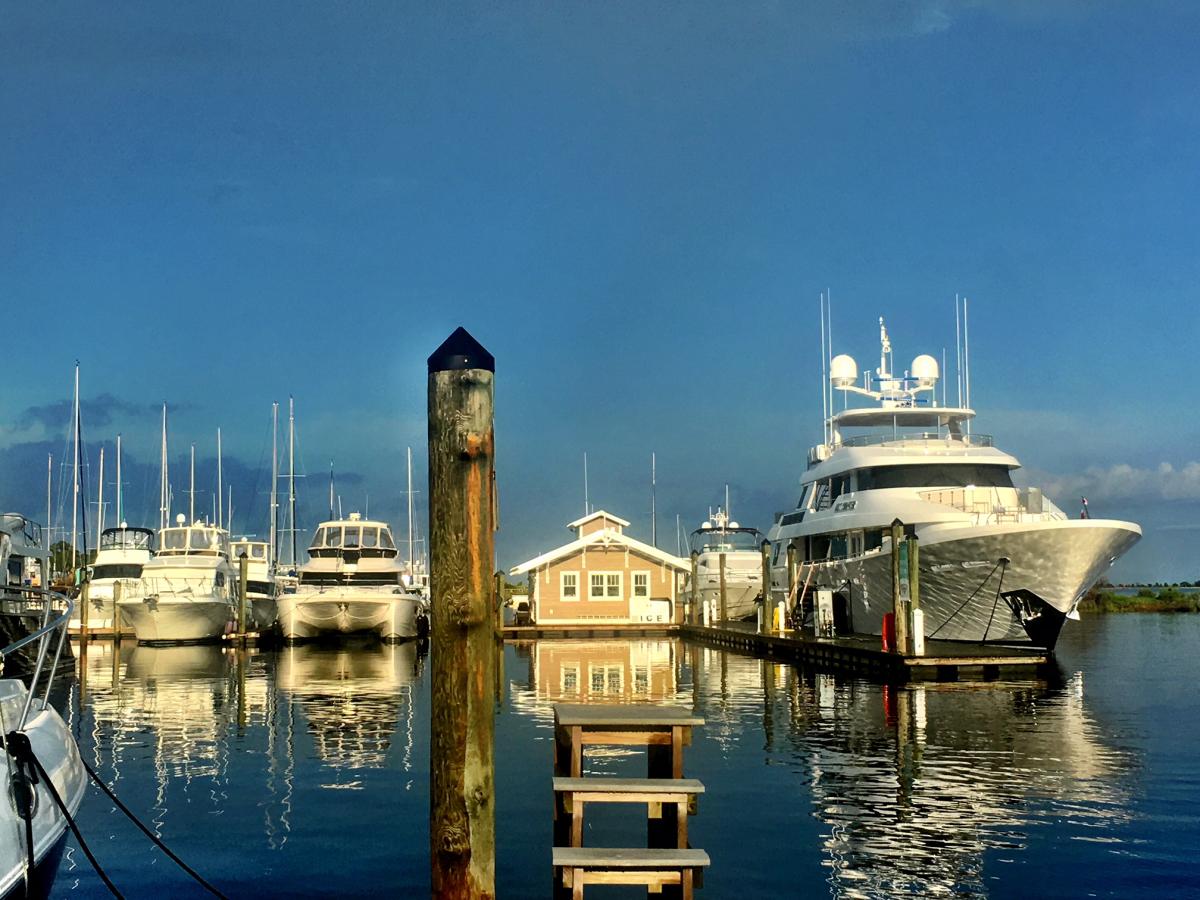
left=2, top=730, right=41, bottom=895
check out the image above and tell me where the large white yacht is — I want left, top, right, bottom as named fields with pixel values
left=686, top=508, right=765, bottom=621
left=71, top=524, right=155, bottom=634
left=278, top=514, right=423, bottom=641
left=230, top=539, right=278, bottom=631
left=119, top=518, right=237, bottom=643
left=766, top=318, right=1141, bottom=649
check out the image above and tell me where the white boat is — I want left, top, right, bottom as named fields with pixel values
left=119, top=519, right=237, bottom=643
left=685, top=508, right=765, bottom=621
left=278, top=513, right=423, bottom=641
left=766, top=315, right=1141, bottom=649
left=230, top=539, right=278, bottom=630
left=0, top=577, right=86, bottom=900
left=72, top=525, right=154, bottom=633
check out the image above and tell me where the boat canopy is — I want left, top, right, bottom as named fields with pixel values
left=158, top=525, right=230, bottom=557
left=309, top=521, right=397, bottom=556
left=231, top=540, right=269, bottom=560
left=833, top=406, right=975, bottom=431
left=690, top=526, right=764, bottom=554
left=99, top=527, right=155, bottom=552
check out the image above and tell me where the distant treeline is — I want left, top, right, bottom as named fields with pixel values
left=1079, top=584, right=1200, bottom=613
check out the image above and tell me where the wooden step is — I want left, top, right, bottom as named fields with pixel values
left=553, top=848, right=710, bottom=898
left=554, top=777, right=704, bottom=796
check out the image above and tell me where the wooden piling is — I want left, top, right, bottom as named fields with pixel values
left=907, top=534, right=921, bottom=655
left=785, top=545, right=797, bottom=626
left=428, top=327, right=497, bottom=900
left=890, top=520, right=908, bottom=655
left=759, top=540, right=770, bottom=634
left=238, top=553, right=249, bottom=640
left=689, top=551, right=699, bottom=626
left=718, top=552, right=727, bottom=622
left=112, top=581, right=123, bottom=644
left=80, top=580, right=89, bottom=634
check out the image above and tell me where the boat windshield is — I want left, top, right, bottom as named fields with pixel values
left=691, top=527, right=763, bottom=554
left=380, top=529, right=395, bottom=550
left=361, top=528, right=378, bottom=548
left=99, top=528, right=154, bottom=552
left=233, top=542, right=268, bottom=560
left=92, top=563, right=142, bottom=580
left=159, top=527, right=226, bottom=555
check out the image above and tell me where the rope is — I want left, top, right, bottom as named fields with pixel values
left=0, top=697, right=35, bottom=898
left=927, top=561, right=1002, bottom=639
left=2, top=730, right=121, bottom=898
left=979, top=558, right=1010, bottom=643
left=78, top=755, right=229, bottom=899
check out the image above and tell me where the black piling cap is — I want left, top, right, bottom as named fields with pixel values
left=427, top=326, right=495, bottom=374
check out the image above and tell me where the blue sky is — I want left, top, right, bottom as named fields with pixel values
left=2, top=1, right=1197, bottom=581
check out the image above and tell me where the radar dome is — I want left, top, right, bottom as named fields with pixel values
left=829, top=354, right=858, bottom=388
left=911, top=354, right=939, bottom=386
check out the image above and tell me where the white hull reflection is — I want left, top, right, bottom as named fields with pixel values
left=277, top=589, right=418, bottom=641
left=119, top=596, right=234, bottom=643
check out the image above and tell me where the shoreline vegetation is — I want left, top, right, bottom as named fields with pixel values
left=1079, top=584, right=1200, bottom=613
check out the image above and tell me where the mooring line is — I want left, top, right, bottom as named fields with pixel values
left=927, top=561, right=1002, bottom=639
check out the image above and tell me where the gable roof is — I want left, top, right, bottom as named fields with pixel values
left=510, top=526, right=688, bottom=576
left=566, top=510, right=632, bottom=530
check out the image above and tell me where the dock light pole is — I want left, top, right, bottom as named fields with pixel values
left=428, top=327, right=497, bottom=899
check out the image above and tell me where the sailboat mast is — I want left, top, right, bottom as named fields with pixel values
left=270, top=402, right=279, bottom=565
left=329, top=460, right=335, bottom=520
left=189, top=444, right=196, bottom=523
left=71, top=363, right=80, bottom=573
left=97, top=445, right=105, bottom=537
left=159, top=403, right=169, bottom=531
left=650, top=452, right=657, bottom=548
left=46, top=454, right=52, bottom=554
left=288, top=396, right=297, bottom=567
left=406, top=447, right=415, bottom=569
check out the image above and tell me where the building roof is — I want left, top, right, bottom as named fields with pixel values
left=566, top=510, right=631, bottom=530
left=510, top=524, right=689, bottom=576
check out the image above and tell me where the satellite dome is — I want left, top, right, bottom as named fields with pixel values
left=829, top=354, right=858, bottom=387
left=911, top=354, right=939, bottom=386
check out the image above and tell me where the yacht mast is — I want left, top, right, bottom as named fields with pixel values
left=328, top=460, right=335, bottom=520
left=406, top=447, right=414, bottom=569
left=650, top=452, right=657, bottom=548
left=159, top=403, right=169, bottom=531
left=45, top=454, right=52, bottom=554
left=270, top=402, right=279, bottom=565
left=115, top=434, right=123, bottom=525
left=70, top=362, right=80, bottom=573
left=217, top=427, right=224, bottom=529
left=97, top=445, right=105, bottom=537
left=288, top=396, right=297, bottom=567
left=189, top=444, right=196, bottom=523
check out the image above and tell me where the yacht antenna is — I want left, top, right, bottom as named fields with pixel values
left=46, top=453, right=52, bottom=555
left=407, top=447, right=415, bottom=570
left=328, top=459, right=335, bottom=520
left=70, top=362, right=80, bottom=573
left=217, top=427, right=224, bottom=530
left=941, top=348, right=947, bottom=408
left=725, top=483, right=730, bottom=523
left=583, top=452, right=589, bottom=516
left=228, top=485, right=233, bottom=534
left=955, top=294, right=963, bottom=408
left=963, top=296, right=971, bottom=434
left=115, top=433, right=123, bottom=525
left=879, top=317, right=892, bottom=378
left=288, top=396, right=297, bottom=567
left=827, top=287, right=836, bottom=413
left=96, top=444, right=105, bottom=537
left=676, top=513, right=682, bottom=557
left=270, top=402, right=279, bottom=566
left=337, top=495, right=343, bottom=519
left=650, top=452, right=657, bottom=548
left=819, top=292, right=828, bottom=445
left=189, top=443, right=196, bottom=523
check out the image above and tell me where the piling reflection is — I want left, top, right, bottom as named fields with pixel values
left=689, top=648, right=1131, bottom=898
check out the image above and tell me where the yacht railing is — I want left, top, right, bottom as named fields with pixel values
left=919, top=488, right=1068, bottom=524
left=838, top=432, right=994, bottom=449
left=1, top=586, right=74, bottom=731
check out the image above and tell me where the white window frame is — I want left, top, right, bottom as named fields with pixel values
left=588, top=663, right=624, bottom=695
left=560, top=570, right=580, bottom=601
left=589, top=571, right=623, bottom=601
left=632, top=570, right=651, bottom=599
left=561, top=663, right=580, bottom=693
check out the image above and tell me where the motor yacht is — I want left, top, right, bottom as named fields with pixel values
left=0, top=579, right=86, bottom=900
left=71, top=524, right=154, bottom=634
left=278, top=513, right=423, bottom=641
left=686, top=508, right=765, bottom=621
left=766, top=317, right=1140, bottom=649
left=119, top=518, right=237, bottom=642
left=230, top=539, right=278, bottom=631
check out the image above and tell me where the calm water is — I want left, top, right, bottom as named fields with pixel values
left=50, top=616, right=1200, bottom=898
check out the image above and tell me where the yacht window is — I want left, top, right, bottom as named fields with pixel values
left=215, top=572, right=225, bottom=587
left=831, top=474, right=851, bottom=500
left=91, top=564, right=142, bottom=580
left=379, top=529, right=396, bottom=550
left=865, top=530, right=884, bottom=552
left=798, top=484, right=813, bottom=510
left=361, top=528, right=378, bottom=548
left=189, top=529, right=214, bottom=551
left=162, top=529, right=187, bottom=551
left=325, top=527, right=342, bottom=547
left=344, top=526, right=361, bottom=548
left=856, top=464, right=1014, bottom=490
left=830, top=534, right=848, bottom=559
left=313, top=528, right=326, bottom=547
left=252, top=545, right=266, bottom=559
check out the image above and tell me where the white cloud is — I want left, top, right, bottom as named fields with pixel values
left=1033, top=461, right=1200, bottom=503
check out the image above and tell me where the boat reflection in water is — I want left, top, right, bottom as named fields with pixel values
left=275, top=640, right=423, bottom=776
left=689, top=647, right=1131, bottom=898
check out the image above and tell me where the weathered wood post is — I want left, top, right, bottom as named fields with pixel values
left=718, top=552, right=727, bottom=622
left=759, top=540, right=771, bottom=634
left=112, top=581, right=123, bottom=643
left=80, top=580, right=89, bottom=635
left=428, top=327, right=496, bottom=899
left=891, top=519, right=908, bottom=655
left=238, top=552, right=249, bottom=640
left=689, top=550, right=699, bottom=626
left=493, top=570, right=505, bottom=633
left=785, top=544, right=798, bottom=629
left=907, top=533, right=923, bottom=656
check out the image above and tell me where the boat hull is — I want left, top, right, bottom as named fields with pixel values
left=248, top=596, right=278, bottom=631
left=117, top=596, right=234, bottom=642
left=277, top=588, right=419, bottom=641
left=775, top=519, right=1140, bottom=648
left=695, top=581, right=761, bottom=621
left=68, top=579, right=137, bottom=633
left=0, top=692, right=86, bottom=900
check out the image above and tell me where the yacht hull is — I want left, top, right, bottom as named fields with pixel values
left=118, top=596, right=234, bottom=642
left=695, top=581, right=761, bottom=621
left=780, top=519, right=1140, bottom=648
left=248, top=596, right=278, bottom=631
left=0, top=698, right=87, bottom=900
left=68, top=579, right=137, bottom=633
left=277, top=589, right=419, bottom=641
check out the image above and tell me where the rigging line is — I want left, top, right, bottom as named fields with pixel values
left=926, top=560, right=1002, bottom=639
left=979, top=558, right=1009, bottom=643
left=77, top=754, right=229, bottom=899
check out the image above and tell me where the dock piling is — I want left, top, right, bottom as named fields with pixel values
left=689, top=550, right=699, bottom=625
left=759, top=540, right=770, bottom=635
left=428, top=326, right=497, bottom=899
left=718, top=552, right=727, bottom=622
left=238, top=553, right=249, bottom=640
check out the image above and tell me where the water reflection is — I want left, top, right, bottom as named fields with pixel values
left=690, top=648, right=1132, bottom=899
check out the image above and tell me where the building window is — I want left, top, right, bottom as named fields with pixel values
left=589, top=572, right=622, bottom=600
left=562, top=665, right=579, bottom=693
left=561, top=572, right=578, bottom=600
left=633, top=572, right=649, bottom=598
left=589, top=664, right=623, bottom=694
left=633, top=665, right=649, bottom=694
